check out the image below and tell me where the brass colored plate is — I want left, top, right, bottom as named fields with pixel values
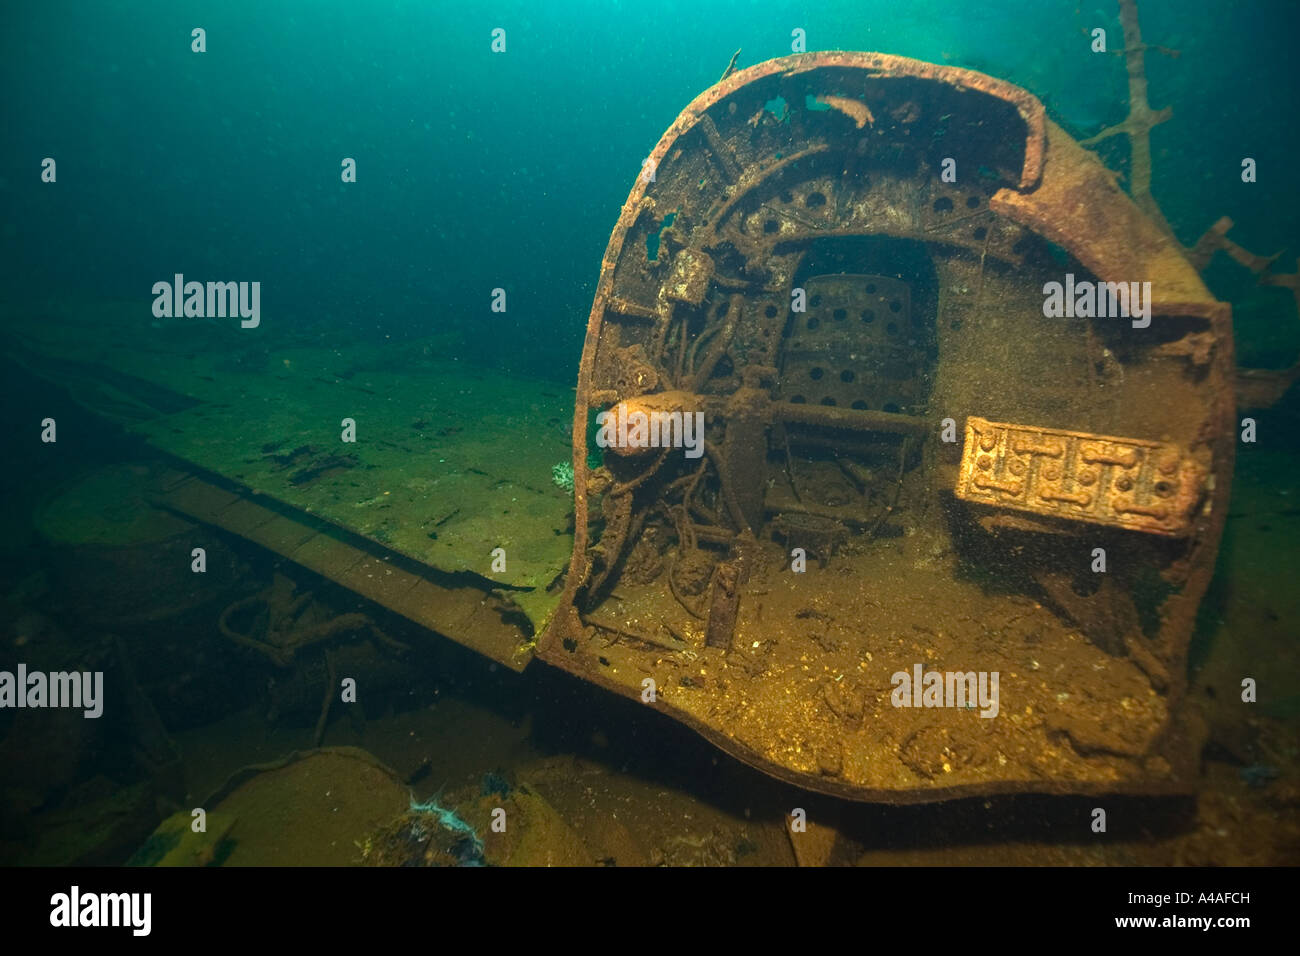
left=956, top=417, right=1205, bottom=536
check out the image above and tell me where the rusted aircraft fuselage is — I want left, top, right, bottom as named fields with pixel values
left=540, top=53, right=1233, bottom=803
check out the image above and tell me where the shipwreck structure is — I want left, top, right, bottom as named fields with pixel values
left=13, top=20, right=1276, bottom=805
left=537, top=51, right=1236, bottom=802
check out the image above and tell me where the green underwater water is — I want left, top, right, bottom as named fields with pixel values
left=0, top=0, right=1297, bottom=868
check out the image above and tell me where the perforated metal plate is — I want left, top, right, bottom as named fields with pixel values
left=778, top=274, right=924, bottom=414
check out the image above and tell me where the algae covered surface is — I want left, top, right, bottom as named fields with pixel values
left=8, top=303, right=574, bottom=628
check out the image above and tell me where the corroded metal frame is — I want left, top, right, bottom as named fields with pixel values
left=541, top=51, right=1234, bottom=803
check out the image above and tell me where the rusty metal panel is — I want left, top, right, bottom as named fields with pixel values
left=956, top=416, right=1206, bottom=536
left=542, top=51, right=1231, bottom=805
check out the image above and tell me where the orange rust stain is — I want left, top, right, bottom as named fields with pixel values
left=816, top=94, right=874, bottom=128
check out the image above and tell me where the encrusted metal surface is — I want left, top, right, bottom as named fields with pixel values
left=778, top=274, right=925, bottom=414
left=956, top=417, right=1206, bottom=536
left=541, top=50, right=1234, bottom=805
